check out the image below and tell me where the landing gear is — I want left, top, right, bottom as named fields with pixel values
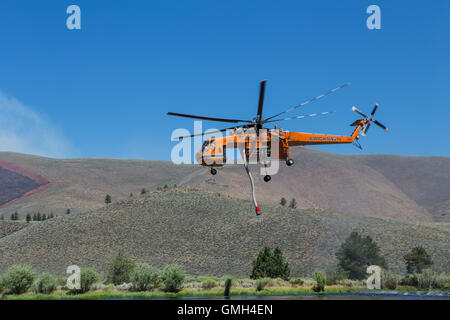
left=264, top=175, right=271, bottom=182
left=286, top=158, right=294, bottom=166
left=210, top=168, right=217, bottom=175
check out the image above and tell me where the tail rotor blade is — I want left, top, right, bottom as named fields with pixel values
left=373, top=119, right=389, bottom=131
left=370, top=103, right=379, bottom=117
left=352, top=106, right=368, bottom=118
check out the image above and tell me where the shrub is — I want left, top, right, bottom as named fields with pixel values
left=107, top=249, right=136, bottom=285
left=251, top=247, right=290, bottom=280
left=413, top=269, right=449, bottom=289
left=3, top=265, right=36, bottom=294
left=33, top=273, right=57, bottom=294
left=70, top=268, right=99, bottom=294
left=202, top=278, right=219, bottom=290
left=224, top=278, right=232, bottom=296
left=381, top=270, right=399, bottom=290
left=0, top=276, right=4, bottom=292
left=404, top=246, right=433, bottom=274
left=290, top=277, right=304, bottom=287
left=161, top=264, right=186, bottom=293
left=130, top=263, right=160, bottom=291
left=256, top=278, right=270, bottom=291
left=312, top=271, right=326, bottom=293
left=326, top=270, right=347, bottom=285
left=335, top=232, right=387, bottom=280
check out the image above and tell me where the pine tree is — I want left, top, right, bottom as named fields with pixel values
left=404, top=246, right=433, bottom=274
left=288, top=198, right=297, bottom=209
left=26, top=213, right=31, bottom=223
left=42, top=214, right=47, bottom=221
left=280, top=198, right=287, bottom=206
left=251, top=247, right=291, bottom=280
left=105, top=194, right=112, bottom=204
left=33, top=213, right=37, bottom=221
left=36, top=212, right=42, bottom=221
left=336, top=231, right=387, bottom=279
left=66, top=209, right=71, bottom=215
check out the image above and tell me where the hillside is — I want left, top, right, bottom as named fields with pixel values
left=0, top=150, right=449, bottom=222
left=0, top=188, right=448, bottom=277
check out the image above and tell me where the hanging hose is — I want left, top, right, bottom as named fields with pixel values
left=243, top=161, right=260, bottom=215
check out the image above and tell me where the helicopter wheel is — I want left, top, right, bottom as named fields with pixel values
left=264, top=175, right=271, bottom=182
left=286, top=159, right=294, bottom=166
left=210, top=168, right=217, bottom=175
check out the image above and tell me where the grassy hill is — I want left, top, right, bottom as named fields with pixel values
left=0, top=187, right=448, bottom=277
left=1, top=149, right=449, bottom=222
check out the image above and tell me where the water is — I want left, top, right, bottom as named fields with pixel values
left=177, top=291, right=450, bottom=300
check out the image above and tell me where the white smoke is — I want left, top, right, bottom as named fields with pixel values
left=0, top=90, right=77, bottom=158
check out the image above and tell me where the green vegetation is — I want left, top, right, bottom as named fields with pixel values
left=224, top=278, right=232, bottom=296
left=336, top=232, right=387, bottom=280
left=256, top=278, right=270, bottom=291
left=288, top=198, right=297, bottom=209
left=280, top=198, right=286, bottom=206
left=105, top=194, right=112, bottom=204
left=201, top=278, right=219, bottom=290
left=130, top=263, right=160, bottom=291
left=404, top=246, right=433, bottom=274
left=161, top=264, right=186, bottom=293
left=74, top=268, right=99, bottom=294
left=107, top=249, right=136, bottom=285
left=290, top=277, right=305, bottom=287
left=33, top=273, right=57, bottom=294
left=251, top=247, right=290, bottom=280
left=3, top=265, right=36, bottom=294
left=381, top=269, right=399, bottom=290
left=312, top=271, right=326, bottom=292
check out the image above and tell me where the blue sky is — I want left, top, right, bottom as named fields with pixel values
left=0, top=0, right=449, bottom=159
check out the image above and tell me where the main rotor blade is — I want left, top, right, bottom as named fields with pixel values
left=265, top=110, right=335, bottom=123
left=167, top=112, right=251, bottom=123
left=257, top=80, right=266, bottom=120
left=174, top=127, right=241, bottom=140
left=265, top=82, right=350, bottom=121
left=373, top=119, right=389, bottom=131
left=352, top=106, right=369, bottom=118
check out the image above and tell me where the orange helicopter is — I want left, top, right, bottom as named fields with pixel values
left=168, top=80, right=388, bottom=215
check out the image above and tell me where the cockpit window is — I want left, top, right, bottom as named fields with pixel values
left=202, top=140, right=215, bottom=152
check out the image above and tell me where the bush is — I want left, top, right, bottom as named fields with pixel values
left=70, top=268, right=99, bottom=294
left=326, top=270, right=347, bottom=285
left=130, top=263, right=160, bottom=291
left=256, top=278, right=270, bottom=291
left=0, top=276, right=4, bottom=292
left=107, top=249, right=136, bottom=285
left=290, top=277, right=304, bottom=287
left=33, top=273, right=57, bottom=294
left=312, top=271, right=326, bottom=293
left=224, top=278, right=232, bottom=296
left=202, top=278, right=219, bottom=290
left=161, top=264, right=186, bottom=293
left=413, top=269, right=449, bottom=289
left=381, top=270, right=399, bottom=290
left=3, top=265, right=36, bottom=294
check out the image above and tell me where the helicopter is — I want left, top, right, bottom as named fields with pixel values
left=168, top=80, right=388, bottom=215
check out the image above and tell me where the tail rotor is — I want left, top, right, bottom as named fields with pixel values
left=352, top=103, right=388, bottom=137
